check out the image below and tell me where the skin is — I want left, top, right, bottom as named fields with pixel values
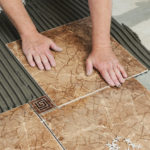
left=0, top=0, right=127, bottom=87
left=0, top=0, right=62, bottom=70
left=87, top=0, right=127, bottom=87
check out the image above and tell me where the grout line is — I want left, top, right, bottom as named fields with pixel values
left=58, top=86, right=110, bottom=109
left=28, top=103, right=66, bottom=150
left=41, top=120, right=66, bottom=150
left=128, top=69, right=149, bottom=79
left=57, top=69, right=148, bottom=109
left=27, top=70, right=148, bottom=150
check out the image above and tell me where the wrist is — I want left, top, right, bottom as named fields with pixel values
left=92, top=34, right=111, bottom=47
left=92, top=40, right=111, bottom=51
left=91, top=44, right=113, bottom=57
left=20, top=28, right=39, bottom=40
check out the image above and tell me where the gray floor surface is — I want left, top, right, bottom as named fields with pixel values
left=113, top=0, right=150, bottom=90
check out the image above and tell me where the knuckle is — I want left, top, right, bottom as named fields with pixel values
left=114, top=79, right=118, bottom=83
left=47, top=52, right=53, bottom=56
left=36, top=48, right=42, bottom=53
left=101, top=70, right=106, bottom=75
left=108, top=62, right=113, bottom=68
left=117, top=63, right=122, bottom=68
left=98, top=63, right=105, bottom=70
left=23, top=49, right=29, bottom=55
left=117, top=74, right=122, bottom=79
left=43, top=59, right=48, bottom=64
left=49, top=55, right=54, bottom=60
left=36, top=60, right=41, bottom=64
left=86, top=58, right=89, bottom=64
left=112, top=58, right=119, bottom=63
left=49, top=39, right=53, bottom=44
left=86, top=59, right=90, bottom=65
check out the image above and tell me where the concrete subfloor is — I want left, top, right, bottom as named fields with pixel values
left=112, top=0, right=150, bottom=90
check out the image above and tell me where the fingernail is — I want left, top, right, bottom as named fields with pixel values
left=121, top=79, right=125, bottom=83
left=47, top=67, right=51, bottom=70
left=117, top=84, right=121, bottom=88
left=111, top=83, right=115, bottom=87
left=57, top=46, right=63, bottom=51
left=31, top=64, right=35, bottom=67
left=87, top=72, right=90, bottom=76
left=52, top=62, right=56, bottom=67
left=40, top=67, right=44, bottom=70
left=87, top=70, right=92, bottom=76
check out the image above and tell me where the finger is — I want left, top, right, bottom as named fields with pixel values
left=46, top=51, right=56, bottom=67
left=26, top=53, right=35, bottom=67
left=33, top=55, right=44, bottom=70
left=41, top=55, right=51, bottom=70
left=50, top=41, right=62, bottom=52
left=86, top=58, right=93, bottom=76
left=108, top=68, right=121, bottom=87
left=118, top=64, right=128, bottom=78
left=100, top=70, right=115, bottom=87
left=114, top=67, right=125, bottom=84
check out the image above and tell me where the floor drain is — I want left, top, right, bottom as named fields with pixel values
left=30, top=96, right=55, bottom=114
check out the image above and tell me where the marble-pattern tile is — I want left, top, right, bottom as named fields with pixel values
left=42, top=78, right=150, bottom=150
left=7, top=17, right=147, bottom=106
left=0, top=104, right=61, bottom=150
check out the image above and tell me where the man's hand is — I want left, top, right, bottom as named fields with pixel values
left=22, top=32, right=62, bottom=70
left=0, top=0, right=62, bottom=70
left=86, top=45, right=127, bottom=87
left=87, top=0, right=127, bottom=87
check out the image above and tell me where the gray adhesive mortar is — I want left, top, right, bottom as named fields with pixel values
left=0, top=41, right=46, bottom=113
left=0, top=0, right=150, bottom=113
left=0, top=0, right=149, bottom=68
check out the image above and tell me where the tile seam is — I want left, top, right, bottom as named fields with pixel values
left=58, top=86, right=110, bottom=109
left=57, top=70, right=149, bottom=109
left=28, top=103, right=66, bottom=150
left=25, top=72, right=148, bottom=150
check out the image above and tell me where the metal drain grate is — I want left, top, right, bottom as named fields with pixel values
left=0, top=0, right=149, bottom=113
left=30, top=96, right=55, bottom=114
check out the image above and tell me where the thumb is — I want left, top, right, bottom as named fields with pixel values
left=86, top=58, right=93, bottom=76
left=50, top=41, right=63, bottom=52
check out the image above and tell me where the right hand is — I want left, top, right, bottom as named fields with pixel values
left=21, top=32, right=62, bottom=70
left=86, top=45, right=127, bottom=87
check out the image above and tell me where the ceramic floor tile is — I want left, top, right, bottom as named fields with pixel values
left=41, top=78, right=150, bottom=150
left=0, top=104, right=61, bottom=150
left=7, top=17, right=147, bottom=106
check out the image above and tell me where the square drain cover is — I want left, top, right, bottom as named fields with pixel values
left=30, top=96, right=55, bottom=114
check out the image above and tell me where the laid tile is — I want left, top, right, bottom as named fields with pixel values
left=7, top=17, right=147, bottom=106
left=0, top=104, right=61, bottom=150
left=42, top=78, right=150, bottom=150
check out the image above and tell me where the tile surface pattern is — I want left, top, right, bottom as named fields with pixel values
left=0, top=104, right=61, bottom=150
left=7, top=17, right=146, bottom=106
left=42, top=79, right=150, bottom=150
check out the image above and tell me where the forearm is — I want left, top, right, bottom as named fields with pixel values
left=88, top=0, right=112, bottom=49
left=0, top=0, right=38, bottom=38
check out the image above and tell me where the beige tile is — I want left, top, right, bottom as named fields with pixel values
left=7, top=17, right=147, bottom=106
left=0, top=104, right=61, bottom=150
left=42, top=78, right=150, bottom=150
